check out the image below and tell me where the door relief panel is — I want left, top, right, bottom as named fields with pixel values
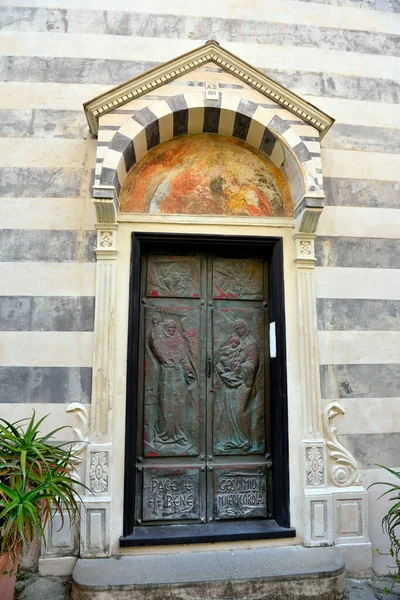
left=142, top=467, right=202, bottom=522
left=137, top=251, right=270, bottom=525
left=143, top=304, right=201, bottom=457
left=212, top=465, right=268, bottom=520
left=212, top=308, right=265, bottom=456
left=213, top=258, right=263, bottom=300
left=146, top=255, right=201, bottom=298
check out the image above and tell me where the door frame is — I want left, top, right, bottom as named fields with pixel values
left=122, top=232, right=294, bottom=546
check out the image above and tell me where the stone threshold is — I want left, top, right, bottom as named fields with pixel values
left=71, top=545, right=345, bottom=599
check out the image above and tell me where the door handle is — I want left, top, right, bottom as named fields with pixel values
left=207, top=357, right=212, bottom=378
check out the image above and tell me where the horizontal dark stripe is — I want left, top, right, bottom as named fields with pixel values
left=317, top=298, right=400, bottom=331
left=296, top=0, right=399, bottom=12
left=324, top=123, right=400, bottom=153
left=0, top=109, right=89, bottom=139
left=315, top=237, right=400, bottom=268
left=263, top=68, right=400, bottom=104
left=320, top=363, right=400, bottom=398
left=0, top=56, right=156, bottom=86
left=1, top=56, right=399, bottom=104
left=0, top=296, right=95, bottom=331
left=0, top=7, right=399, bottom=56
left=0, top=167, right=81, bottom=198
left=324, top=178, right=399, bottom=208
left=0, top=366, right=92, bottom=404
left=338, top=433, right=400, bottom=469
left=0, top=230, right=96, bottom=262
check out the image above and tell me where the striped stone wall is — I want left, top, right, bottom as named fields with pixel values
left=1, top=0, right=399, bottom=572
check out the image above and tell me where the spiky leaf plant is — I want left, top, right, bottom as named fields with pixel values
left=0, top=412, right=86, bottom=571
left=370, top=465, right=400, bottom=590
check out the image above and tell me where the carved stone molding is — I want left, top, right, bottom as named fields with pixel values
left=304, top=492, right=333, bottom=546
left=80, top=501, right=111, bottom=558
left=294, top=195, right=325, bottom=234
left=303, top=441, right=326, bottom=487
left=84, top=42, right=334, bottom=137
left=323, top=402, right=362, bottom=487
left=87, top=445, right=112, bottom=496
left=93, top=192, right=118, bottom=224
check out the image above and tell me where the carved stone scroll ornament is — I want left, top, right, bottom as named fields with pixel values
left=66, top=402, right=90, bottom=456
left=322, top=402, right=362, bottom=487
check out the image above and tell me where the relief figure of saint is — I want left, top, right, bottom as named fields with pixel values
left=215, top=319, right=260, bottom=452
left=149, top=318, right=196, bottom=447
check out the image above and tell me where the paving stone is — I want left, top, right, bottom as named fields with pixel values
left=345, top=579, right=376, bottom=599
left=367, top=576, right=400, bottom=599
left=15, top=571, right=71, bottom=600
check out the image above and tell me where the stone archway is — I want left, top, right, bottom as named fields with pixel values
left=92, top=91, right=323, bottom=224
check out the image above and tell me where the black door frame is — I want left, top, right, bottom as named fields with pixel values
left=121, top=232, right=294, bottom=547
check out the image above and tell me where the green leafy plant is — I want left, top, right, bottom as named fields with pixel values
left=0, top=412, right=86, bottom=573
left=369, top=465, right=400, bottom=594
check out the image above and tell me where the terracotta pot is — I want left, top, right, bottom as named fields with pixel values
left=0, top=553, right=17, bottom=600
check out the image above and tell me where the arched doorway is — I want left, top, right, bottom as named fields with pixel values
left=120, top=134, right=294, bottom=544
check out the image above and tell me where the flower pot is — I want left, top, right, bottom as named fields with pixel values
left=0, top=553, right=16, bottom=600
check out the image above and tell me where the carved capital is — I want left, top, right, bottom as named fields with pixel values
left=323, top=401, right=362, bottom=487
left=294, top=195, right=324, bottom=234
left=95, top=224, right=118, bottom=258
left=293, top=233, right=316, bottom=267
left=93, top=186, right=119, bottom=224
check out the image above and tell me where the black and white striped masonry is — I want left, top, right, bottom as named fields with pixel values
left=94, top=92, right=321, bottom=202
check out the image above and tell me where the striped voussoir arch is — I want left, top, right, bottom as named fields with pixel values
left=96, top=92, right=318, bottom=201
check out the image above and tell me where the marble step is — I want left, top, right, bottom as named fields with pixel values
left=71, top=544, right=345, bottom=599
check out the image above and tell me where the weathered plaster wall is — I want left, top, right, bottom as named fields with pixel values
left=0, top=0, right=399, bottom=574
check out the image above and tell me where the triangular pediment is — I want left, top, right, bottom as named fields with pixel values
left=84, top=42, right=334, bottom=137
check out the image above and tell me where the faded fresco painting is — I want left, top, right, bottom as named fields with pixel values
left=120, top=134, right=292, bottom=217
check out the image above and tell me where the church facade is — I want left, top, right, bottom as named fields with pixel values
left=1, top=0, right=399, bottom=592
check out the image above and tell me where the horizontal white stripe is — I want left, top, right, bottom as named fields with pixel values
left=321, top=149, right=400, bottom=181
left=306, top=97, right=400, bottom=130
left=0, top=332, right=93, bottom=367
left=0, top=138, right=94, bottom=168
left=0, top=263, right=96, bottom=296
left=1, top=0, right=398, bottom=35
left=319, top=331, right=400, bottom=364
left=315, top=267, right=400, bottom=300
left=0, top=198, right=96, bottom=230
left=1, top=83, right=399, bottom=132
left=0, top=82, right=110, bottom=110
left=323, top=398, right=400, bottom=435
left=318, top=207, right=400, bottom=239
left=0, top=403, right=90, bottom=441
left=1, top=33, right=399, bottom=82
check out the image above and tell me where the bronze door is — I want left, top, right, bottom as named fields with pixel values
left=136, top=252, right=271, bottom=525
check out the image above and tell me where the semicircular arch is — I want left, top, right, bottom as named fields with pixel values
left=94, top=92, right=322, bottom=213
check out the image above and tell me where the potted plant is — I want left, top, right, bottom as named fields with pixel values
left=0, top=412, right=85, bottom=599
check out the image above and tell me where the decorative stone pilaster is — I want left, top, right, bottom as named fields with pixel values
left=91, top=224, right=118, bottom=441
left=295, top=196, right=371, bottom=570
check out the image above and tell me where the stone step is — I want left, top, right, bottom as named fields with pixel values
left=71, top=545, right=345, bottom=599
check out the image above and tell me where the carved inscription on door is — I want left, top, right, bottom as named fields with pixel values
left=213, top=466, right=267, bottom=520
left=143, top=468, right=201, bottom=521
left=136, top=252, right=270, bottom=525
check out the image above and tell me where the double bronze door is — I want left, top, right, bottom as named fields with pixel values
left=135, top=251, right=271, bottom=525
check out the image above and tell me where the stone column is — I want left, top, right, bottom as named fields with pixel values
left=80, top=190, right=119, bottom=558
